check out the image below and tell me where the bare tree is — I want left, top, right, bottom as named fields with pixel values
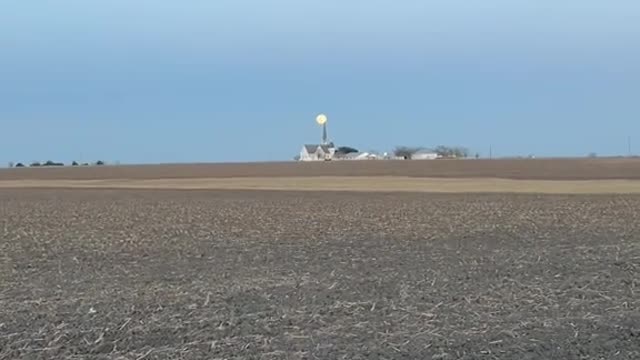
left=454, top=146, right=470, bottom=158
left=393, top=146, right=423, bottom=159
left=435, top=145, right=469, bottom=158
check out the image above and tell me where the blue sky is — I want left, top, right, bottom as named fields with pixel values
left=1, top=0, right=639, bottom=164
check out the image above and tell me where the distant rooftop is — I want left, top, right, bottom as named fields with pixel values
left=304, top=143, right=335, bottom=153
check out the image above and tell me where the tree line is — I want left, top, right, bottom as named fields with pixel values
left=8, top=160, right=106, bottom=168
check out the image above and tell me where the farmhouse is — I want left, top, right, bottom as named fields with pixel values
left=299, top=143, right=336, bottom=161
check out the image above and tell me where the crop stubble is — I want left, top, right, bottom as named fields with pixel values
left=1, top=189, right=639, bottom=359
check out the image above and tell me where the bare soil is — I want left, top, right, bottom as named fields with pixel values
left=3, top=177, right=640, bottom=194
left=2, top=158, right=640, bottom=181
left=1, top=189, right=639, bottom=359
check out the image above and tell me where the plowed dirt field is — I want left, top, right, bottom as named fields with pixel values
left=1, top=189, right=639, bottom=359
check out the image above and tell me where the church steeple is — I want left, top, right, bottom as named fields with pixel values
left=322, top=123, right=328, bottom=145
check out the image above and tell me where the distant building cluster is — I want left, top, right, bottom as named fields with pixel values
left=297, top=114, right=442, bottom=162
left=299, top=144, right=441, bottom=162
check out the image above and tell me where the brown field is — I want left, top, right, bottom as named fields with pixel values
left=2, top=157, right=640, bottom=181
left=3, top=158, right=640, bottom=195
left=3, top=177, right=640, bottom=194
left=1, top=188, right=639, bottom=359
left=2, top=160, right=640, bottom=358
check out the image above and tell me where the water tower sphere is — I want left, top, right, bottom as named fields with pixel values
left=316, top=114, right=328, bottom=125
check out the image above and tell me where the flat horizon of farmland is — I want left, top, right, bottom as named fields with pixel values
left=2, top=157, right=640, bottom=182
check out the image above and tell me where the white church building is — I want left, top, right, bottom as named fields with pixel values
left=299, top=143, right=336, bottom=161
left=298, top=114, right=337, bottom=161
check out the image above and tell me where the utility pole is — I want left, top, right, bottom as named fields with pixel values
left=489, top=145, right=493, bottom=159
left=628, top=136, right=632, bottom=157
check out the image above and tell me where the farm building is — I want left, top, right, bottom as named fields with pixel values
left=299, top=143, right=336, bottom=161
left=412, top=150, right=440, bottom=160
left=334, top=152, right=379, bottom=160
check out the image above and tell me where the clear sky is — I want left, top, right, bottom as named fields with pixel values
left=1, top=0, right=639, bottom=164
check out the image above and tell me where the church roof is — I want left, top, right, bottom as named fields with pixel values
left=304, top=144, right=334, bottom=153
